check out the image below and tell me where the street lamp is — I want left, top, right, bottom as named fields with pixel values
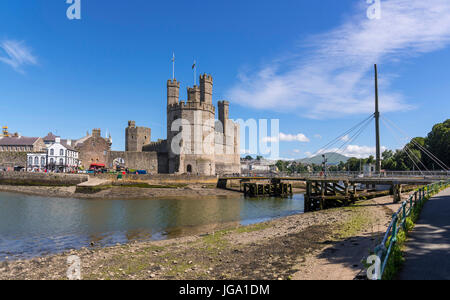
left=322, top=154, right=328, bottom=177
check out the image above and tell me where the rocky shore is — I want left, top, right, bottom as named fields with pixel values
left=0, top=192, right=409, bottom=280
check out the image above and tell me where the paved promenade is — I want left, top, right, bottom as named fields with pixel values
left=399, top=188, right=450, bottom=280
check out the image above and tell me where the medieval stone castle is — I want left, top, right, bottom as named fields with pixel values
left=106, top=74, right=241, bottom=176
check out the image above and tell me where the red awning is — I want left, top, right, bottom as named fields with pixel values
left=90, top=163, right=105, bottom=168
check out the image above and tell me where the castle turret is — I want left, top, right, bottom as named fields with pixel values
left=126, top=120, right=151, bottom=152
left=187, top=86, right=201, bottom=102
left=200, top=74, right=213, bottom=104
left=167, top=79, right=180, bottom=106
left=218, top=100, right=229, bottom=134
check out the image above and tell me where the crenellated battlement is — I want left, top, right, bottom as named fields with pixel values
left=167, top=101, right=215, bottom=114
left=167, top=79, right=180, bottom=87
left=200, top=74, right=213, bottom=82
left=143, top=139, right=167, bottom=153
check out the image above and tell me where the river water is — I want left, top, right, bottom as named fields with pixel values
left=0, top=192, right=304, bottom=261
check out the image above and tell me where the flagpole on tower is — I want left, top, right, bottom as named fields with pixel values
left=192, top=59, right=196, bottom=86
left=171, top=52, right=175, bottom=80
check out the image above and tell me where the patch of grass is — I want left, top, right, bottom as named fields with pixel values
left=234, top=223, right=270, bottom=234
left=75, top=185, right=113, bottom=194
left=334, top=203, right=373, bottom=239
left=0, top=181, right=74, bottom=187
left=382, top=231, right=407, bottom=280
left=83, top=244, right=167, bottom=280
left=116, top=183, right=188, bottom=189
left=202, top=229, right=230, bottom=252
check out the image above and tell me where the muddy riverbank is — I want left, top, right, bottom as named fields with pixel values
left=0, top=191, right=411, bottom=280
left=0, top=184, right=241, bottom=199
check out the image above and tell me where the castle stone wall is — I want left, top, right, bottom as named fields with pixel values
left=0, top=152, right=27, bottom=169
left=107, top=151, right=158, bottom=173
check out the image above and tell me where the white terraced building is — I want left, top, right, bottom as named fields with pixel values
left=27, top=137, right=80, bottom=172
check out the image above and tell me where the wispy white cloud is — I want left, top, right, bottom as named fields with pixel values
left=305, top=151, right=313, bottom=158
left=315, top=145, right=388, bottom=159
left=228, top=0, right=450, bottom=118
left=262, top=132, right=310, bottom=143
left=280, top=133, right=310, bottom=142
left=341, top=135, right=350, bottom=142
left=0, top=40, right=37, bottom=72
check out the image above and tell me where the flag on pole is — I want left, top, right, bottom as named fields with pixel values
left=192, top=59, right=197, bottom=86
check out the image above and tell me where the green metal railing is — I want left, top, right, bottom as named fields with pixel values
left=372, top=180, right=450, bottom=280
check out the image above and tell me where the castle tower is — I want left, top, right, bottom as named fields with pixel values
left=218, top=100, right=229, bottom=134
left=167, top=79, right=180, bottom=106
left=126, top=120, right=151, bottom=152
left=200, top=74, right=213, bottom=104
left=187, top=86, right=201, bottom=102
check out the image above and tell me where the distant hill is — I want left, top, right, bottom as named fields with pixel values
left=297, top=153, right=350, bottom=165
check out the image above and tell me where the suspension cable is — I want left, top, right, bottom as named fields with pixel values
left=314, top=114, right=374, bottom=156
left=381, top=118, right=425, bottom=175
left=382, top=116, right=449, bottom=170
left=325, top=117, right=374, bottom=167
left=383, top=115, right=448, bottom=169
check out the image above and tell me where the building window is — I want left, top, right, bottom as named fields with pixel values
left=41, top=157, right=45, bottom=166
left=50, top=149, right=54, bottom=156
left=60, top=149, right=64, bottom=156
left=187, top=164, right=192, bottom=173
left=60, top=158, right=64, bottom=165
left=29, top=157, right=33, bottom=165
left=35, top=157, right=39, bottom=165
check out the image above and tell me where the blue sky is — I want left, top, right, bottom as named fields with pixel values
left=1, top=0, right=449, bottom=159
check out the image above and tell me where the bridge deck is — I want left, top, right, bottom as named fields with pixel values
left=220, top=176, right=440, bottom=185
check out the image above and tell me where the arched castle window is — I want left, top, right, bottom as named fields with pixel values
left=187, top=165, right=192, bottom=173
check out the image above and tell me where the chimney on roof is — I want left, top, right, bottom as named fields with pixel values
left=92, top=128, right=101, bottom=137
left=67, top=139, right=72, bottom=146
left=55, top=137, right=61, bottom=143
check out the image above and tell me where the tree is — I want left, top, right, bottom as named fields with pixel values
left=382, top=150, right=393, bottom=160
left=424, top=119, right=450, bottom=169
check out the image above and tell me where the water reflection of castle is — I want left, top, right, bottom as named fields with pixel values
left=85, top=196, right=242, bottom=245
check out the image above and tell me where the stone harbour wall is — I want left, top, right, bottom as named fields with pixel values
left=0, top=152, right=27, bottom=169
left=0, top=172, right=89, bottom=186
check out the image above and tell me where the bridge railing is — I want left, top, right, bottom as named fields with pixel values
left=253, top=170, right=450, bottom=179
left=370, top=179, right=450, bottom=280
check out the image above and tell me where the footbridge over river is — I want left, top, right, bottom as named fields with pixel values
left=218, top=171, right=449, bottom=210
left=219, top=65, right=449, bottom=209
